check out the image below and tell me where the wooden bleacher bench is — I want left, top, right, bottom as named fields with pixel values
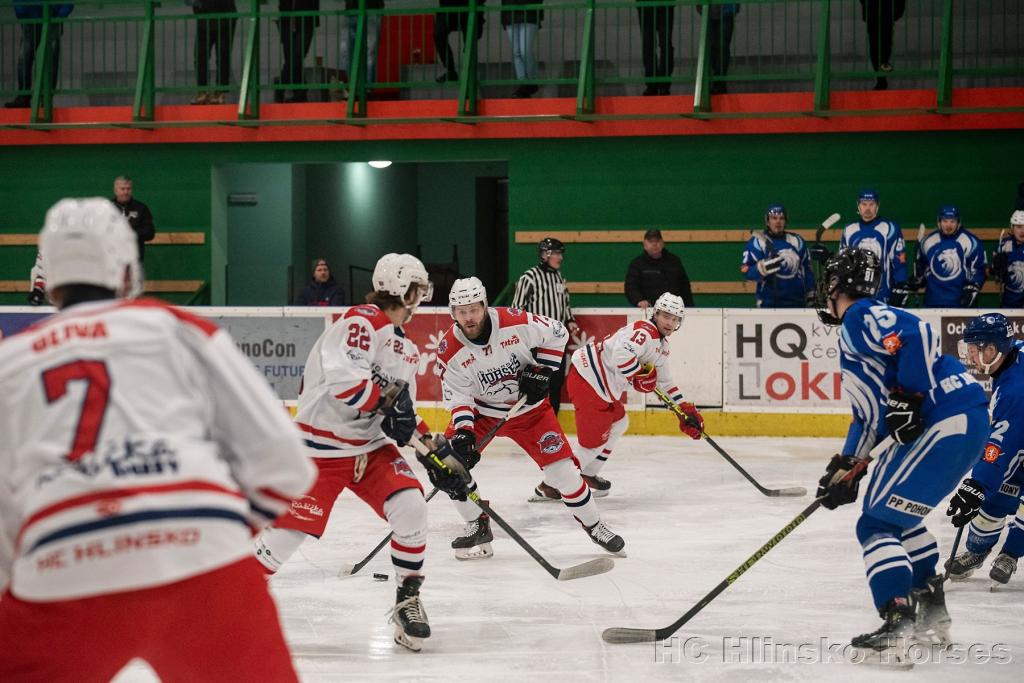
left=0, top=232, right=206, bottom=247
left=0, top=280, right=204, bottom=294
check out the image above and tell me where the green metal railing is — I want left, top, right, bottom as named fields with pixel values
left=1, top=0, right=1020, bottom=125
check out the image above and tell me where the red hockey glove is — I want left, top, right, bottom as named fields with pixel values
left=677, top=402, right=703, bottom=440
left=631, top=365, right=658, bottom=393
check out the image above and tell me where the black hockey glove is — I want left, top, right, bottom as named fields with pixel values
left=380, top=385, right=416, bottom=446
left=888, top=283, right=911, bottom=308
left=808, top=244, right=831, bottom=264
left=519, top=364, right=553, bottom=404
left=884, top=389, right=924, bottom=445
left=991, top=252, right=1008, bottom=281
left=905, top=276, right=925, bottom=292
left=449, top=429, right=481, bottom=470
left=959, top=283, right=980, bottom=308
left=756, top=255, right=784, bottom=277
left=416, top=435, right=469, bottom=501
left=946, top=478, right=986, bottom=527
left=27, top=287, right=45, bottom=306
left=816, top=454, right=868, bottom=510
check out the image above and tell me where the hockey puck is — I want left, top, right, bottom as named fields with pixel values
left=372, top=573, right=389, bottom=581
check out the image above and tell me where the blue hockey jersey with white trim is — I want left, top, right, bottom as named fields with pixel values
left=839, top=218, right=907, bottom=302
left=838, top=298, right=987, bottom=457
left=916, top=228, right=986, bottom=307
left=740, top=231, right=815, bottom=307
left=972, top=341, right=1024, bottom=496
left=993, top=236, right=1024, bottom=308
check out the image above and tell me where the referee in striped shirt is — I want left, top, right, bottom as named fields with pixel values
left=512, top=237, right=579, bottom=414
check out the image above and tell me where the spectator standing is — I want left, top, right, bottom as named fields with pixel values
left=624, top=229, right=695, bottom=310
left=111, top=175, right=156, bottom=262
left=911, top=205, right=985, bottom=308
left=696, top=3, right=739, bottom=94
left=501, top=0, right=542, bottom=98
left=277, top=0, right=319, bottom=103
left=858, top=0, right=906, bottom=91
left=740, top=204, right=815, bottom=308
left=434, top=0, right=485, bottom=83
left=837, top=189, right=908, bottom=306
left=294, top=258, right=346, bottom=306
left=512, top=237, right=579, bottom=414
left=341, top=0, right=383, bottom=91
left=191, top=0, right=238, bottom=105
left=5, top=1, right=74, bottom=109
left=992, top=210, right=1024, bottom=308
left=636, top=0, right=673, bottom=96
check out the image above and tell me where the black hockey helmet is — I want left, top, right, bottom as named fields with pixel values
left=538, top=237, right=565, bottom=260
left=815, top=247, right=882, bottom=325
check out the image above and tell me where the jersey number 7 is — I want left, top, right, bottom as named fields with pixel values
left=42, top=360, right=112, bottom=462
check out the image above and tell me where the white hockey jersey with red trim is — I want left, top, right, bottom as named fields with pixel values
left=570, top=319, right=686, bottom=406
left=0, top=298, right=315, bottom=602
left=435, top=307, right=569, bottom=429
left=293, top=304, right=426, bottom=457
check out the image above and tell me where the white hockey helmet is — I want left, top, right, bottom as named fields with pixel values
left=39, top=197, right=141, bottom=299
left=372, top=253, right=433, bottom=307
left=1011, top=210, right=1024, bottom=228
left=448, top=276, right=488, bottom=317
left=652, top=292, right=685, bottom=330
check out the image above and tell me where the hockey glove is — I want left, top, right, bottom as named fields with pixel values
left=416, top=435, right=469, bottom=501
left=631, top=365, right=658, bottom=393
left=677, top=402, right=703, bottom=440
left=884, top=389, right=924, bottom=445
left=888, top=283, right=911, bottom=308
left=816, top=454, right=868, bottom=510
left=959, top=283, right=980, bottom=308
left=946, top=478, right=986, bottom=527
left=519, top=364, right=553, bottom=404
left=808, top=244, right=831, bottom=264
left=27, top=287, right=46, bottom=306
left=449, top=429, right=481, bottom=470
left=905, top=276, right=925, bottom=292
left=380, top=386, right=416, bottom=446
left=756, top=255, right=784, bottom=277
left=991, top=252, right=1008, bottom=282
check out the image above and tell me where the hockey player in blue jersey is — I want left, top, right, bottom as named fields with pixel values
left=911, top=205, right=986, bottom=308
left=946, top=313, right=1024, bottom=587
left=838, top=189, right=910, bottom=306
left=991, top=210, right=1024, bottom=308
left=740, top=204, right=816, bottom=308
left=813, top=247, right=989, bottom=663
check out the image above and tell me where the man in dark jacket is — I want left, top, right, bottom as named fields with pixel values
left=624, top=229, right=694, bottom=310
left=5, top=1, right=74, bottom=108
left=434, top=0, right=485, bottom=83
left=111, top=175, right=156, bottom=261
left=295, top=258, right=346, bottom=306
left=277, top=0, right=319, bottom=103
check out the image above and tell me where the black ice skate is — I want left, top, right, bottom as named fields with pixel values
left=582, top=474, right=611, bottom=497
left=945, top=549, right=989, bottom=580
left=989, top=552, right=1018, bottom=588
left=911, top=575, right=951, bottom=646
left=451, top=512, right=493, bottom=560
left=388, top=576, right=430, bottom=652
left=849, top=597, right=915, bottom=668
left=528, top=481, right=562, bottom=503
left=585, top=519, right=625, bottom=555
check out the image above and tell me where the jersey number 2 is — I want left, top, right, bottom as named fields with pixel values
left=42, top=360, right=111, bottom=461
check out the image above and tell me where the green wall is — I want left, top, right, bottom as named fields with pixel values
left=1, top=130, right=1019, bottom=307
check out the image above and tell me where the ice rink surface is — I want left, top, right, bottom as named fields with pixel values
left=116, top=436, right=1021, bottom=682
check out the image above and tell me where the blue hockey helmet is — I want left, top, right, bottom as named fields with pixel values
left=962, top=313, right=1014, bottom=353
left=857, top=189, right=880, bottom=203
left=764, top=204, right=787, bottom=223
left=937, top=205, right=960, bottom=223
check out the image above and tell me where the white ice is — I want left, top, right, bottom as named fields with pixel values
left=114, top=436, right=1022, bottom=681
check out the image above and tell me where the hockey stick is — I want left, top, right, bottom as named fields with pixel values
left=339, top=396, right=529, bottom=577
left=912, top=223, right=927, bottom=306
left=942, top=526, right=965, bottom=583
left=602, top=458, right=870, bottom=643
left=408, top=437, right=615, bottom=581
left=653, top=387, right=807, bottom=497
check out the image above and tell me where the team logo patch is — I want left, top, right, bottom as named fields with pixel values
left=537, top=431, right=565, bottom=455
left=437, top=339, right=447, bottom=355
left=290, top=495, right=325, bottom=521
left=882, top=332, right=902, bottom=354
left=740, top=264, right=749, bottom=273
left=392, top=457, right=417, bottom=480
left=983, top=443, right=1001, bottom=463
left=96, top=499, right=122, bottom=517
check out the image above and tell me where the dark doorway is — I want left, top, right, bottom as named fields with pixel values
left=475, top=177, right=509, bottom=299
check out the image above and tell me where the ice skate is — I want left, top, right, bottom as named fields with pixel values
left=585, top=519, right=626, bottom=556
left=388, top=576, right=430, bottom=652
left=911, top=575, right=951, bottom=647
left=849, top=597, right=915, bottom=668
left=528, top=481, right=562, bottom=503
left=945, top=549, right=989, bottom=580
left=451, top=512, right=493, bottom=560
left=582, top=474, right=611, bottom=497
left=989, top=552, right=1018, bottom=588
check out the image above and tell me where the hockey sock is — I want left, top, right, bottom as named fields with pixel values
left=901, top=524, right=939, bottom=590
left=452, top=478, right=481, bottom=522
left=544, top=458, right=599, bottom=527
left=254, top=526, right=308, bottom=573
left=857, top=515, right=912, bottom=612
left=582, top=416, right=629, bottom=477
left=1000, top=505, right=1024, bottom=558
left=384, top=488, right=427, bottom=583
left=966, top=509, right=1007, bottom=555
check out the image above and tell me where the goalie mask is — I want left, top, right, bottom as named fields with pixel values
left=372, top=253, right=433, bottom=316
left=39, top=197, right=142, bottom=300
left=652, top=292, right=685, bottom=332
left=815, top=248, right=881, bottom=326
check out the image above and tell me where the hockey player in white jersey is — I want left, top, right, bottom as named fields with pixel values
left=435, top=277, right=626, bottom=558
left=253, top=253, right=454, bottom=652
left=0, top=198, right=316, bottom=682
left=541, top=292, right=702, bottom=499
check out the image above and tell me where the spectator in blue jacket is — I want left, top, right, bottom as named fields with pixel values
left=912, top=205, right=986, bottom=308
left=696, top=3, right=739, bottom=95
left=6, top=1, right=74, bottom=108
left=295, top=258, right=346, bottom=306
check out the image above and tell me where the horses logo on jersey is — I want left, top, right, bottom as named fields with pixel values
left=930, top=248, right=962, bottom=281
left=477, top=355, right=522, bottom=396
left=289, top=495, right=325, bottom=521
left=537, top=431, right=565, bottom=455
left=1006, top=262, right=1024, bottom=293
left=391, top=457, right=417, bottom=480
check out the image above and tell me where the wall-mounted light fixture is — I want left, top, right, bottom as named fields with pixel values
left=367, top=160, right=392, bottom=169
